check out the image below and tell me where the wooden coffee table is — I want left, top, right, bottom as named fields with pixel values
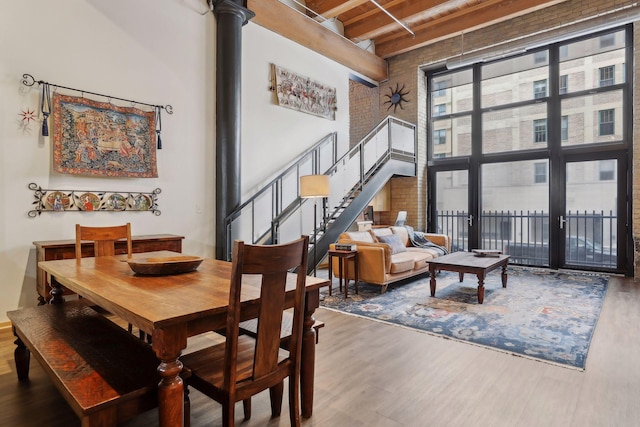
left=428, top=251, right=510, bottom=304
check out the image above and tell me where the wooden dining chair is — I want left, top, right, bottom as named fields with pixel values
left=181, top=235, right=309, bottom=427
left=75, top=223, right=132, bottom=262
left=75, top=223, right=137, bottom=336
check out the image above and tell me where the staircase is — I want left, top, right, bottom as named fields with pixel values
left=223, top=116, right=417, bottom=274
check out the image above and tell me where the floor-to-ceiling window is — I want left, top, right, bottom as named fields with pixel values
left=427, top=26, right=631, bottom=274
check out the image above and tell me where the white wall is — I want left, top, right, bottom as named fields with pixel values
left=0, top=1, right=353, bottom=322
left=241, top=23, right=350, bottom=197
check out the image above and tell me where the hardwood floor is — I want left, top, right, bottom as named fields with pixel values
left=1, top=274, right=639, bottom=426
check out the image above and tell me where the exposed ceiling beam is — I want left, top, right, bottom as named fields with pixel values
left=345, top=0, right=456, bottom=41
left=247, top=0, right=388, bottom=82
left=374, top=0, right=570, bottom=58
left=317, top=0, right=370, bottom=20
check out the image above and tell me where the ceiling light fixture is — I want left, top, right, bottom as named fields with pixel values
left=369, top=0, right=415, bottom=37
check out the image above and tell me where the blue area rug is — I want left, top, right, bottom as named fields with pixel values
left=321, top=267, right=609, bottom=370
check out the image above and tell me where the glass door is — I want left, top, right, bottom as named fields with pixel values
left=561, top=158, right=621, bottom=270
left=433, top=169, right=470, bottom=252
left=481, top=160, right=550, bottom=266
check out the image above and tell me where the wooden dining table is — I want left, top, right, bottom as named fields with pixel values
left=38, top=251, right=329, bottom=427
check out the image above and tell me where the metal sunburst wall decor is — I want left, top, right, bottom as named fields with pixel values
left=384, top=83, right=410, bottom=113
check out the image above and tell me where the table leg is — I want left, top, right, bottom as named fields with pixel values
left=338, top=259, right=343, bottom=293
left=429, top=265, right=437, bottom=297
left=501, top=264, right=508, bottom=288
left=458, top=272, right=464, bottom=282
left=49, top=277, right=65, bottom=305
left=153, top=327, right=187, bottom=427
left=344, top=259, right=349, bottom=299
left=477, top=273, right=486, bottom=304
left=301, top=290, right=320, bottom=418
left=353, top=256, right=359, bottom=295
left=327, top=255, right=333, bottom=296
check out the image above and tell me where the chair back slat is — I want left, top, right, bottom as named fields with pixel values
left=75, top=223, right=132, bottom=263
left=224, top=236, right=309, bottom=391
left=254, top=272, right=287, bottom=377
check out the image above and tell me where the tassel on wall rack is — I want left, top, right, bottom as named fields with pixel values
left=22, top=73, right=172, bottom=149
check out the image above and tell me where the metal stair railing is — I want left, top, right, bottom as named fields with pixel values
left=223, top=116, right=417, bottom=267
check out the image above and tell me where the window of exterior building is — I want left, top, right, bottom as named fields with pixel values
left=534, top=162, right=547, bottom=183
left=432, top=81, right=447, bottom=97
left=599, top=159, right=615, bottom=180
left=561, top=115, right=569, bottom=141
left=534, top=51, right=547, bottom=64
left=559, top=75, right=568, bottom=94
left=559, top=45, right=568, bottom=58
left=599, top=109, right=615, bottom=136
left=534, top=119, right=547, bottom=143
left=600, top=33, right=615, bottom=48
left=433, top=104, right=446, bottom=116
left=599, top=65, right=615, bottom=86
left=434, top=129, right=446, bottom=145
left=534, top=79, right=547, bottom=99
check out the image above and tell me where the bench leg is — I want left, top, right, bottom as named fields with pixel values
left=13, top=331, right=30, bottom=381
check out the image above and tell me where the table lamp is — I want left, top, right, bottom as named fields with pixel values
left=300, top=174, right=330, bottom=276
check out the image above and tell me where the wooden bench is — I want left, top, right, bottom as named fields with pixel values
left=8, top=301, right=160, bottom=427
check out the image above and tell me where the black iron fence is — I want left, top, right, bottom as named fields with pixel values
left=436, top=210, right=617, bottom=269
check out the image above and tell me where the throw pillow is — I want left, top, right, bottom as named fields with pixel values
left=376, top=233, right=407, bottom=254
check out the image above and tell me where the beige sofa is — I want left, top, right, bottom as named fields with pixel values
left=330, top=226, right=450, bottom=293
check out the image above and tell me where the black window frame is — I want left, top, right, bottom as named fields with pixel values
left=427, top=25, right=631, bottom=275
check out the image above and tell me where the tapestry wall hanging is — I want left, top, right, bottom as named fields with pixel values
left=271, top=64, right=337, bottom=120
left=52, top=93, right=158, bottom=178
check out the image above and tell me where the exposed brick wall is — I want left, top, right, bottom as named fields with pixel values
left=349, top=80, right=380, bottom=148
left=387, top=177, right=418, bottom=228
left=349, top=0, right=639, bottom=275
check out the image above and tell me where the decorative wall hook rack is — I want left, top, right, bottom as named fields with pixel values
left=21, top=74, right=173, bottom=114
left=21, top=73, right=172, bottom=147
left=28, top=183, right=161, bottom=217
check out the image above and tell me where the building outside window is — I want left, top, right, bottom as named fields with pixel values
left=599, top=66, right=615, bottom=87
left=599, top=109, right=615, bottom=135
left=534, top=79, right=547, bottom=99
left=561, top=115, right=569, bottom=141
left=534, top=119, right=547, bottom=143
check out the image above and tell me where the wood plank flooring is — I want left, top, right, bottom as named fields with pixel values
left=1, top=274, right=639, bottom=426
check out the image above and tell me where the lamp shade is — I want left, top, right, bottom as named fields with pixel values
left=300, top=175, right=330, bottom=198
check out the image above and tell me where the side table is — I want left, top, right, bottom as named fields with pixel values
left=327, top=249, right=359, bottom=298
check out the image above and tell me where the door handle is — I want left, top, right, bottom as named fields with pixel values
left=559, top=215, right=566, bottom=229
left=468, top=215, right=473, bottom=227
